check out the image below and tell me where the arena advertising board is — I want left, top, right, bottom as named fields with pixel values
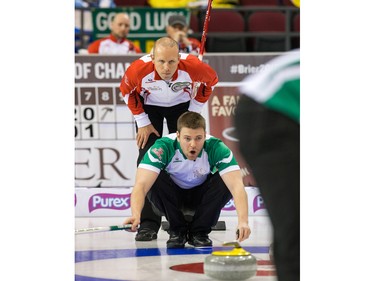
left=75, top=186, right=267, bottom=216
left=91, top=8, right=190, bottom=53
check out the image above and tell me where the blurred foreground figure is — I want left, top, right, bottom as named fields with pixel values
left=234, top=50, right=300, bottom=281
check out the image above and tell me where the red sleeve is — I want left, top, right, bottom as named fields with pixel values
left=127, top=39, right=143, bottom=53
left=181, top=55, right=219, bottom=103
left=87, top=39, right=102, bottom=54
left=119, top=59, right=152, bottom=115
left=134, top=45, right=143, bottom=53
left=188, top=38, right=201, bottom=53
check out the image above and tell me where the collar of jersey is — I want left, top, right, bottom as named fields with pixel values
left=109, top=33, right=125, bottom=44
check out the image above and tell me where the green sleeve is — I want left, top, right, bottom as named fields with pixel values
left=206, top=137, right=238, bottom=172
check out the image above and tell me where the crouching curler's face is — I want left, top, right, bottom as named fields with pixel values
left=176, top=127, right=205, bottom=161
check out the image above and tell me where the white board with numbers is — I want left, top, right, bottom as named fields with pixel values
left=75, top=83, right=139, bottom=187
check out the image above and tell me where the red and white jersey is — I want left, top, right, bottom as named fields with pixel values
left=119, top=53, right=218, bottom=127
left=87, top=34, right=142, bottom=54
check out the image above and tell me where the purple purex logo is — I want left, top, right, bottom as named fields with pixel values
left=222, top=199, right=236, bottom=211
left=88, top=193, right=131, bottom=212
left=253, top=194, right=265, bottom=212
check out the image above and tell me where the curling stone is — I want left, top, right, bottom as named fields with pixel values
left=204, top=241, right=257, bottom=280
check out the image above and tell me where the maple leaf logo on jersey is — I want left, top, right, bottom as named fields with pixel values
left=152, top=147, right=164, bottom=160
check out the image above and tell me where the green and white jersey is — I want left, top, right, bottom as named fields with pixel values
left=239, top=49, right=300, bottom=123
left=139, top=133, right=240, bottom=189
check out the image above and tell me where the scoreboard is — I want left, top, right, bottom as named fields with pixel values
left=75, top=85, right=135, bottom=140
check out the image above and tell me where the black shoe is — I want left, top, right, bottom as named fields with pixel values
left=166, top=231, right=187, bottom=249
left=135, top=228, right=157, bottom=241
left=188, top=233, right=212, bottom=247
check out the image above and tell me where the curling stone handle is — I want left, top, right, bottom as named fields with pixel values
left=222, top=241, right=241, bottom=248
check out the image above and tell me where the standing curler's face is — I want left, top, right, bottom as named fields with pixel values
left=151, top=44, right=180, bottom=81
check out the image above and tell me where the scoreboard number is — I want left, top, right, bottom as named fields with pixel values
left=75, top=85, right=134, bottom=140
